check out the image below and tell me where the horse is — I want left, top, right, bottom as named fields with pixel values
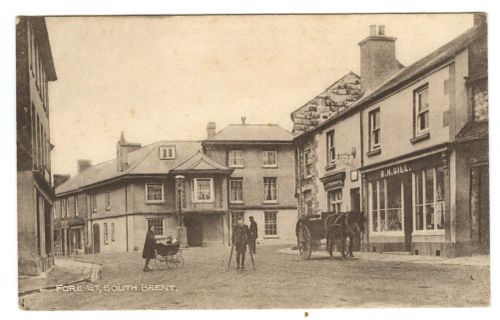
left=324, top=211, right=365, bottom=258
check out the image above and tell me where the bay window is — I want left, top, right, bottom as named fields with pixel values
left=193, top=178, right=214, bottom=202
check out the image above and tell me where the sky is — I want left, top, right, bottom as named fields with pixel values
left=45, top=14, right=474, bottom=177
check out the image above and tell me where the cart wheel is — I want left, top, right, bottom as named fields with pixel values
left=154, top=256, right=168, bottom=270
left=297, top=224, right=312, bottom=260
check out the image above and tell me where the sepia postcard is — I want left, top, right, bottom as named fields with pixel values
left=16, top=13, right=489, bottom=310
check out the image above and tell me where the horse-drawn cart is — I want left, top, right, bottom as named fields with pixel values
left=295, top=211, right=364, bottom=260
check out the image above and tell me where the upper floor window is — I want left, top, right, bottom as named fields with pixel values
left=326, top=131, right=336, bottom=165
left=262, top=150, right=278, bottom=167
left=61, top=199, right=66, bottom=218
left=369, top=109, right=381, bottom=150
left=193, top=178, right=214, bottom=202
left=415, top=87, right=430, bottom=135
left=75, top=196, right=79, bottom=216
left=105, top=191, right=111, bottom=211
left=104, top=223, right=109, bottom=244
left=146, top=183, right=164, bottom=203
left=263, top=177, right=278, bottom=203
left=65, top=198, right=69, bottom=217
left=228, top=150, right=244, bottom=167
left=91, top=194, right=97, bottom=213
left=303, top=149, right=313, bottom=177
left=159, top=146, right=176, bottom=160
left=230, top=178, right=244, bottom=203
left=111, top=223, right=116, bottom=241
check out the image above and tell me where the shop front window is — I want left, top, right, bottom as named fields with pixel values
left=369, top=178, right=403, bottom=233
left=413, top=166, right=446, bottom=232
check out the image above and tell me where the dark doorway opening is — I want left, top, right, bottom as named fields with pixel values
left=185, top=215, right=203, bottom=247
left=93, top=224, right=100, bottom=254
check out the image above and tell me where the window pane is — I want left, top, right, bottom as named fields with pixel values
left=436, top=166, right=446, bottom=229
left=264, top=178, right=277, bottom=201
left=386, top=178, right=402, bottom=231
left=265, top=212, right=277, bottom=235
left=230, top=179, right=243, bottom=202
left=418, top=90, right=429, bottom=112
left=415, top=172, right=424, bottom=230
left=371, top=183, right=378, bottom=232
left=425, top=168, right=434, bottom=204
left=147, top=183, right=163, bottom=201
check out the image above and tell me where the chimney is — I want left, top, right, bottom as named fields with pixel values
left=359, top=25, right=400, bottom=93
left=77, top=159, right=92, bottom=173
left=207, top=122, right=216, bottom=139
left=116, top=131, right=128, bottom=172
left=241, top=117, right=246, bottom=125
left=474, top=13, right=487, bottom=28
left=53, top=174, right=71, bottom=188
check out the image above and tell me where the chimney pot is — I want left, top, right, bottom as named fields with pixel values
left=77, top=159, right=92, bottom=173
left=378, top=25, right=385, bottom=36
left=369, top=25, right=377, bottom=36
left=207, top=122, right=216, bottom=139
left=241, top=117, right=246, bottom=125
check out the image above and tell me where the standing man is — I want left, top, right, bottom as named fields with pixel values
left=142, top=225, right=156, bottom=272
left=232, top=217, right=249, bottom=270
left=248, top=216, right=258, bottom=254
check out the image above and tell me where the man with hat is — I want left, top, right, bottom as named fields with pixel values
left=232, top=217, right=249, bottom=270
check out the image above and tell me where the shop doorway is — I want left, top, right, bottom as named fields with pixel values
left=185, top=215, right=203, bottom=247
left=471, top=165, right=489, bottom=254
left=93, top=224, right=100, bottom=254
left=350, top=188, right=361, bottom=251
left=402, top=174, right=413, bottom=252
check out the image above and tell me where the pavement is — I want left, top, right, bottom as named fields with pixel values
left=19, top=245, right=490, bottom=310
left=18, top=258, right=101, bottom=297
left=277, top=247, right=490, bottom=266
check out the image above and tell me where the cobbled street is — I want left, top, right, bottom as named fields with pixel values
left=20, top=245, right=489, bottom=310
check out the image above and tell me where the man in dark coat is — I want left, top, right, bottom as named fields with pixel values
left=248, top=216, right=258, bottom=254
left=142, top=225, right=156, bottom=271
left=232, top=217, right=249, bottom=270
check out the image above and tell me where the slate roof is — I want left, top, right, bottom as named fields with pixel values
left=455, top=121, right=489, bottom=143
left=56, top=140, right=204, bottom=195
left=205, top=124, right=294, bottom=142
left=309, top=24, right=485, bottom=135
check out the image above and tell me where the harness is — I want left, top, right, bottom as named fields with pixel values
left=326, top=212, right=359, bottom=236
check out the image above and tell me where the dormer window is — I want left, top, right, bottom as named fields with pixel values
left=160, top=146, right=176, bottom=160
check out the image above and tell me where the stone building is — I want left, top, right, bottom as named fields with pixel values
left=203, top=119, right=297, bottom=244
left=17, top=17, right=58, bottom=275
left=293, top=19, right=488, bottom=257
left=290, top=72, right=361, bottom=135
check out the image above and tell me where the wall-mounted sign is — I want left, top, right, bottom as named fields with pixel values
left=350, top=170, right=359, bottom=182
left=324, top=179, right=344, bottom=190
left=380, top=163, right=412, bottom=178
left=320, top=171, right=346, bottom=190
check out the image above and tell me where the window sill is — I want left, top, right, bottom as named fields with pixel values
left=370, top=231, right=404, bottom=236
left=324, top=163, right=336, bottom=171
left=229, top=165, right=244, bottom=169
left=413, top=229, right=445, bottom=236
left=230, top=201, right=244, bottom=204
left=366, top=148, right=381, bottom=157
left=105, top=207, right=111, bottom=211
left=410, top=132, right=430, bottom=144
left=304, top=175, right=313, bottom=179
left=262, top=201, right=279, bottom=205
left=263, top=235, right=279, bottom=239
left=262, top=165, right=278, bottom=169
left=193, top=200, right=215, bottom=203
left=146, top=200, right=165, bottom=205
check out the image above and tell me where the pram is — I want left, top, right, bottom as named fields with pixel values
left=154, top=242, right=184, bottom=269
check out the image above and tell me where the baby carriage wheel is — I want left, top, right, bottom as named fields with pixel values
left=154, top=255, right=168, bottom=270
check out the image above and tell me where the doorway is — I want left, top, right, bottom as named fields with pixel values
left=402, top=174, right=413, bottom=252
left=471, top=165, right=489, bottom=254
left=350, top=188, right=361, bottom=251
left=184, top=215, right=203, bottom=247
left=93, top=224, right=100, bottom=254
